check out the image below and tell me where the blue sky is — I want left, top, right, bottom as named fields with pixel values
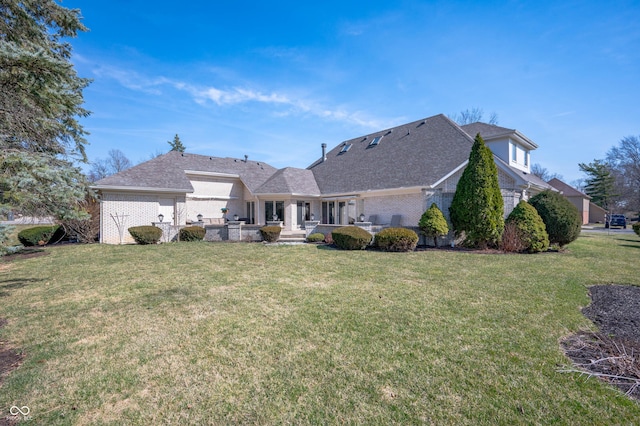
left=65, top=0, right=640, bottom=184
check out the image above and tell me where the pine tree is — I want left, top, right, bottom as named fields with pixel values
left=1, top=1, right=90, bottom=218
left=449, top=133, right=504, bottom=248
left=578, top=160, right=617, bottom=211
left=168, top=134, right=186, bottom=152
left=419, top=203, right=449, bottom=247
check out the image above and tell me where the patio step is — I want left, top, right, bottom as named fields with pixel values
left=278, top=231, right=307, bottom=243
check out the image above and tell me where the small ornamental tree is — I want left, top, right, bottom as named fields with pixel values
left=419, top=203, right=449, bottom=247
left=449, top=133, right=504, bottom=248
left=529, top=190, right=581, bottom=247
left=504, top=200, right=549, bottom=253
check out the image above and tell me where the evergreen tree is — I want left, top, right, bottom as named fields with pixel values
left=578, top=160, right=617, bottom=210
left=168, top=134, right=186, bottom=152
left=419, top=203, right=449, bottom=247
left=0, top=1, right=90, bottom=218
left=449, top=133, right=504, bottom=248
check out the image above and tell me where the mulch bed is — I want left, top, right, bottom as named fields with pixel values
left=562, top=285, right=640, bottom=401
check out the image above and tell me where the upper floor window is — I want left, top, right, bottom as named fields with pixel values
left=512, top=143, right=517, bottom=162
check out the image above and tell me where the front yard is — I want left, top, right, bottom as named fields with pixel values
left=1, top=234, right=639, bottom=424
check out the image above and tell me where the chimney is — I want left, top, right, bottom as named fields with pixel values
left=321, top=143, right=327, bottom=162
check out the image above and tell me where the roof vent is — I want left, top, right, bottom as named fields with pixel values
left=386, top=130, right=393, bottom=135
left=244, top=155, right=248, bottom=162
left=322, top=143, right=327, bottom=162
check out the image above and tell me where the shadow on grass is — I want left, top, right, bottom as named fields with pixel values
left=0, top=278, right=43, bottom=297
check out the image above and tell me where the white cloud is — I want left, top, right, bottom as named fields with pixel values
left=92, top=64, right=393, bottom=130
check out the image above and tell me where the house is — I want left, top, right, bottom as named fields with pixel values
left=548, top=178, right=592, bottom=225
left=94, top=114, right=552, bottom=244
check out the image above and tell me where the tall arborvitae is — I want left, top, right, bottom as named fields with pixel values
left=449, top=133, right=504, bottom=248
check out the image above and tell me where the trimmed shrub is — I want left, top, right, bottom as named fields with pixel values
left=307, top=232, right=325, bottom=243
left=179, top=226, right=206, bottom=242
left=633, top=222, right=640, bottom=237
left=332, top=226, right=372, bottom=250
left=419, top=203, right=449, bottom=247
left=529, top=190, right=581, bottom=247
left=374, top=227, right=418, bottom=252
left=503, top=200, right=549, bottom=253
left=259, top=225, right=281, bottom=243
left=17, top=225, right=62, bottom=246
left=128, top=226, right=162, bottom=245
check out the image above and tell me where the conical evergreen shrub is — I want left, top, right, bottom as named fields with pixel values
left=504, top=200, right=549, bottom=253
left=449, top=133, right=504, bottom=248
left=419, top=203, right=449, bottom=247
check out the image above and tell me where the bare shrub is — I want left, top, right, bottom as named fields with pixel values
left=60, top=195, right=100, bottom=243
left=500, top=222, right=525, bottom=253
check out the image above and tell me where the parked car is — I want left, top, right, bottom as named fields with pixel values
left=606, top=214, right=627, bottom=229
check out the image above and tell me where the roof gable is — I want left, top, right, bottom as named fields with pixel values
left=461, top=122, right=538, bottom=150
left=308, top=114, right=474, bottom=194
left=548, top=178, right=590, bottom=199
left=254, top=167, right=320, bottom=196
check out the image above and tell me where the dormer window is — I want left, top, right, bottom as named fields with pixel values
left=512, top=143, right=517, bottom=162
left=368, top=136, right=383, bottom=147
left=339, top=143, right=352, bottom=154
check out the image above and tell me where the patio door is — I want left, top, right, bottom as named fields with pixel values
left=296, top=201, right=310, bottom=228
left=265, top=201, right=284, bottom=223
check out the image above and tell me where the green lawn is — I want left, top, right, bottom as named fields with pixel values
left=1, top=234, right=639, bottom=424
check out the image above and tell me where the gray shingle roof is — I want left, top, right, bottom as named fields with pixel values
left=307, top=114, right=474, bottom=194
left=461, top=122, right=538, bottom=149
left=460, top=122, right=516, bottom=139
left=94, top=151, right=278, bottom=193
left=254, top=167, right=321, bottom=196
left=548, top=178, right=589, bottom=198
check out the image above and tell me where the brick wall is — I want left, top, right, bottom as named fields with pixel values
left=363, top=192, right=424, bottom=227
left=101, top=192, right=159, bottom=244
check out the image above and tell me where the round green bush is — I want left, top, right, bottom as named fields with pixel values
left=17, top=225, right=62, bottom=246
left=374, top=227, right=418, bottom=252
left=128, top=225, right=162, bottom=245
left=504, top=200, right=549, bottom=253
left=179, top=226, right=206, bottom=241
left=307, top=232, right=325, bottom=243
left=633, top=222, right=640, bottom=237
left=332, top=226, right=372, bottom=250
left=259, top=225, right=282, bottom=243
left=529, top=190, right=581, bottom=247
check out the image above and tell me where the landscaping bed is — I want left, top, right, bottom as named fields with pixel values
left=563, top=285, right=640, bottom=401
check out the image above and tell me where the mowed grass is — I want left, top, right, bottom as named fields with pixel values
left=1, top=233, right=639, bottom=424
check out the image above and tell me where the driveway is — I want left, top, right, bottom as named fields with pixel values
left=581, top=225, right=636, bottom=235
